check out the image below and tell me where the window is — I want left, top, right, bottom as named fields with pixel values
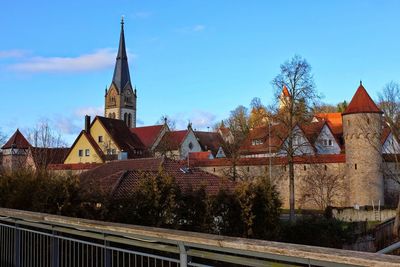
left=355, top=164, right=357, bottom=170
left=328, top=140, right=332, bottom=146
left=303, top=165, right=307, bottom=171
left=251, top=139, right=264, bottom=146
left=347, top=120, right=350, bottom=126
left=367, top=118, right=370, bottom=124
left=213, top=168, right=216, bottom=172
left=324, top=165, right=327, bottom=170
left=107, top=149, right=111, bottom=155
left=188, top=142, right=194, bottom=150
left=112, top=149, right=116, bottom=155
left=78, top=150, right=83, bottom=157
left=322, top=139, right=333, bottom=147
left=247, top=166, right=250, bottom=172
left=85, top=149, right=90, bottom=156
left=98, top=136, right=103, bottom=143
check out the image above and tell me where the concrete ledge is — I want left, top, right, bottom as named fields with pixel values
left=0, top=208, right=399, bottom=266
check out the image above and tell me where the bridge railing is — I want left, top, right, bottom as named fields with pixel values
left=1, top=208, right=400, bottom=267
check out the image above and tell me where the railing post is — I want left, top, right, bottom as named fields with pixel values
left=51, top=229, right=60, bottom=267
left=104, top=237, right=112, bottom=267
left=179, top=242, right=188, bottom=267
left=14, top=223, right=21, bottom=267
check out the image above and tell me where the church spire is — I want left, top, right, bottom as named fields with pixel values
left=112, top=17, right=131, bottom=92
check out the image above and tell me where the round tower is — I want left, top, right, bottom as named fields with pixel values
left=343, top=82, right=384, bottom=207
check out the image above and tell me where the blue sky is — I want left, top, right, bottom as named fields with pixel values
left=1, top=0, right=400, bottom=145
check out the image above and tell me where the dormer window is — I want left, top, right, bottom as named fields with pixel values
left=322, top=139, right=333, bottom=147
left=251, top=139, right=264, bottom=146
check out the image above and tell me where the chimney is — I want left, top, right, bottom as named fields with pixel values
left=85, top=115, right=91, bottom=133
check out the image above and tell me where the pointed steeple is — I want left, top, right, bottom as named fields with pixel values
left=342, top=83, right=382, bottom=115
left=112, top=17, right=132, bottom=92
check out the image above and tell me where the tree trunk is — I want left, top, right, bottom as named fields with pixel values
left=289, top=155, right=295, bottom=222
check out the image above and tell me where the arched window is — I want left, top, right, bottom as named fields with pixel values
left=128, top=114, right=132, bottom=127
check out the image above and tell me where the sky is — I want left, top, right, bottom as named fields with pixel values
left=1, top=0, right=400, bottom=145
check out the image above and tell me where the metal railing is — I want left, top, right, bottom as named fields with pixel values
left=1, top=208, right=400, bottom=267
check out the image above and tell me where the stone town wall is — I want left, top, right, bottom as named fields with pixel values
left=199, top=161, right=347, bottom=209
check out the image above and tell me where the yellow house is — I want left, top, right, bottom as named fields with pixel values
left=64, top=116, right=145, bottom=164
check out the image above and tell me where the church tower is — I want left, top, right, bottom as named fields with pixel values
left=105, top=18, right=137, bottom=128
left=342, top=82, right=384, bottom=207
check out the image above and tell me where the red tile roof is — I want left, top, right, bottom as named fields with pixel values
left=282, top=85, right=290, bottom=97
left=130, top=125, right=164, bottom=149
left=239, top=124, right=288, bottom=155
left=48, top=163, right=102, bottom=170
left=189, top=151, right=213, bottom=160
left=30, top=147, right=70, bottom=167
left=342, top=84, right=382, bottom=115
left=156, top=130, right=188, bottom=150
left=314, top=113, right=342, bottom=127
left=190, top=154, right=346, bottom=167
left=194, top=131, right=224, bottom=156
left=1, top=129, right=31, bottom=149
left=96, top=116, right=145, bottom=156
left=80, top=157, right=234, bottom=197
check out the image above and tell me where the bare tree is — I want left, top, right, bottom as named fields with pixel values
left=378, top=81, right=400, bottom=238
left=271, top=55, right=319, bottom=222
left=157, top=115, right=176, bottom=130
left=221, top=105, right=250, bottom=181
left=27, top=121, right=68, bottom=170
left=299, top=164, right=346, bottom=210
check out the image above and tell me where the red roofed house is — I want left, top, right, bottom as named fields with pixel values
left=155, top=124, right=202, bottom=160
left=130, top=123, right=169, bottom=154
left=1, top=129, right=69, bottom=172
left=192, top=83, right=400, bottom=210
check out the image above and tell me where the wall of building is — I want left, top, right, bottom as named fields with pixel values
left=180, top=131, right=202, bottom=159
left=314, top=124, right=341, bottom=154
left=64, top=134, right=103, bottom=164
left=343, top=113, right=384, bottom=207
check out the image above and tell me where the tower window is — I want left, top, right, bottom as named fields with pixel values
left=303, top=165, right=307, bottom=171
left=355, top=163, right=357, bottom=170
left=98, top=136, right=103, bottom=143
left=85, top=149, right=90, bottom=156
left=78, top=150, right=83, bottom=157
left=367, top=118, right=370, bottom=124
left=324, top=165, right=327, bottom=170
left=347, top=120, right=350, bottom=126
left=247, top=166, right=250, bottom=172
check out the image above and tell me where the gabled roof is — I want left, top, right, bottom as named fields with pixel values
left=157, top=130, right=189, bottom=151
left=299, top=121, right=326, bottom=145
left=194, top=131, right=224, bottom=156
left=64, top=130, right=105, bottom=163
left=96, top=116, right=145, bottom=155
left=1, top=129, right=31, bottom=149
left=30, top=147, right=70, bottom=167
left=130, top=125, right=164, bottom=149
left=189, top=151, right=213, bottom=160
left=314, top=113, right=342, bottom=127
left=112, top=18, right=132, bottom=93
left=239, top=124, right=288, bottom=155
left=342, top=84, right=382, bottom=115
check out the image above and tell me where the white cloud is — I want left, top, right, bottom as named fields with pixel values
left=8, top=49, right=117, bottom=73
left=74, top=106, right=104, bottom=118
left=0, top=49, right=27, bottom=59
left=172, top=110, right=216, bottom=130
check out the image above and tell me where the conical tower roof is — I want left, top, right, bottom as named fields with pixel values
left=1, top=129, right=31, bottom=149
left=112, top=17, right=132, bottom=92
left=342, top=82, right=382, bottom=115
